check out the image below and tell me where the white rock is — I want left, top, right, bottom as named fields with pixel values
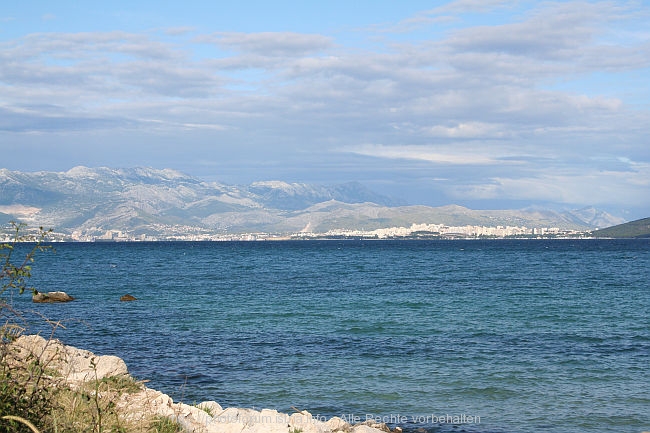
left=326, top=416, right=352, bottom=432
left=11, top=335, right=128, bottom=386
left=9, top=335, right=400, bottom=433
left=289, top=411, right=333, bottom=433
left=352, top=425, right=388, bottom=433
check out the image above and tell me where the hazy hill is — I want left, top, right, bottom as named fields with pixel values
left=0, top=166, right=626, bottom=238
left=590, top=217, right=650, bottom=238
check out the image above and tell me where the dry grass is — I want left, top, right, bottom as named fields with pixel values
left=49, top=375, right=141, bottom=432
left=1, top=333, right=185, bottom=433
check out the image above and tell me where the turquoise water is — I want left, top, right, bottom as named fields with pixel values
left=14, top=240, right=650, bottom=433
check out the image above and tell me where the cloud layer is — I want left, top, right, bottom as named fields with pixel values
left=1, top=1, right=649, bottom=218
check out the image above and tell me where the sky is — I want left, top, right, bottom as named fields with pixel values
left=1, top=1, right=649, bottom=219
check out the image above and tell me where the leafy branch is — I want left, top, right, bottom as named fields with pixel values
left=0, top=222, right=53, bottom=298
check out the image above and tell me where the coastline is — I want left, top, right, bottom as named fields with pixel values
left=9, top=335, right=401, bottom=433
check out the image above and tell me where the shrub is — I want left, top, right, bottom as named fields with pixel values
left=0, top=223, right=53, bottom=433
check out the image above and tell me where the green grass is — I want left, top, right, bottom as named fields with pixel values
left=194, top=403, right=213, bottom=417
left=149, top=416, right=183, bottom=433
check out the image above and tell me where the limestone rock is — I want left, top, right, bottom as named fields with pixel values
left=353, top=425, right=387, bottom=433
left=358, top=421, right=391, bottom=432
left=11, top=334, right=128, bottom=385
left=289, top=411, right=333, bottom=433
left=32, top=291, right=75, bottom=303
left=326, top=416, right=352, bottom=432
left=8, top=335, right=398, bottom=433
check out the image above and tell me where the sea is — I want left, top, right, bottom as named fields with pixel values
left=9, top=239, right=650, bottom=433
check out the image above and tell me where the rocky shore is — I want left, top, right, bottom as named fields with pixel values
left=10, top=335, right=399, bottom=433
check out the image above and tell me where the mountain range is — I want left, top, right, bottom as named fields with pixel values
left=0, top=167, right=626, bottom=239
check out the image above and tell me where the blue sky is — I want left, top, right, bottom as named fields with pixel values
left=1, top=1, right=649, bottom=219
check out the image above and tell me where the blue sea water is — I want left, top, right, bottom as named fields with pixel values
left=10, top=239, right=650, bottom=433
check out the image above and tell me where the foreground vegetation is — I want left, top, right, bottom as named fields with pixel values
left=0, top=223, right=184, bottom=433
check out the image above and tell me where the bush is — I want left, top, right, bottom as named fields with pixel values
left=0, top=223, right=53, bottom=433
left=0, top=347, right=55, bottom=433
left=0, top=222, right=52, bottom=299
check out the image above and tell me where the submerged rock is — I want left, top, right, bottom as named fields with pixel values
left=32, top=291, right=75, bottom=303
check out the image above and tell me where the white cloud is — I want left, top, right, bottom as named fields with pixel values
left=448, top=162, right=650, bottom=206
left=347, top=144, right=520, bottom=165
left=196, top=32, right=333, bottom=57
left=385, top=0, right=514, bottom=32
left=164, top=26, right=196, bottom=36
left=424, top=122, right=510, bottom=139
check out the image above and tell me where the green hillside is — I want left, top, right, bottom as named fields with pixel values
left=591, top=217, right=650, bottom=238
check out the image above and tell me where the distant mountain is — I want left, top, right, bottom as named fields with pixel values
left=521, top=205, right=625, bottom=229
left=247, top=180, right=404, bottom=210
left=0, top=167, right=625, bottom=239
left=590, top=217, right=650, bottom=238
left=564, top=207, right=626, bottom=228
